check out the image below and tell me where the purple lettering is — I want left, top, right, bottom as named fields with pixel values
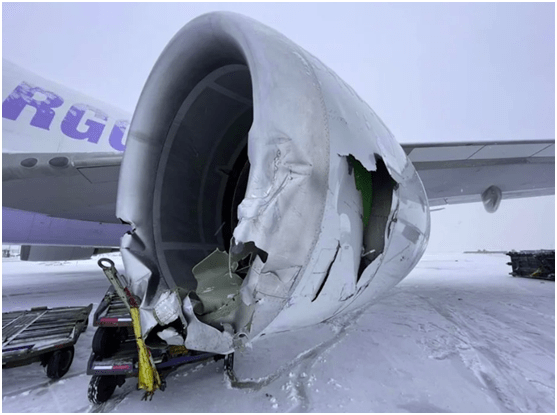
left=61, top=104, right=108, bottom=143
left=2, top=82, right=64, bottom=130
left=108, top=120, right=129, bottom=152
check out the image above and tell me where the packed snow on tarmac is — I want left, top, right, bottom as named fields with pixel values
left=2, top=253, right=554, bottom=412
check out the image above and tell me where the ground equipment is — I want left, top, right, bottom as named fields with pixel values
left=87, top=258, right=233, bottom=404
left=506, top=250, right=555, bottom=281
left=2, top=304, right=92, bottom=379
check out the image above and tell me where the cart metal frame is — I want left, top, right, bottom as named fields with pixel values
left=2, top=304, right=92, bottom=377
left=87, top=283, right=232, bottom=404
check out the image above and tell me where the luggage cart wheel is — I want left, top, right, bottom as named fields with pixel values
left=45, top=346, right=74, bottom=379
left=88, top=375, right=118, bottom=404
left=92, top=327, right=119, bottom=358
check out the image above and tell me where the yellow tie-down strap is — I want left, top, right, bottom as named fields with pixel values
left=129, top=306, right=161, bottom=399
left=97, top=258, right=163, bottom=400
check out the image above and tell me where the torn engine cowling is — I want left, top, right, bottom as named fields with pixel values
left=116, top=12, right=430, bottom=354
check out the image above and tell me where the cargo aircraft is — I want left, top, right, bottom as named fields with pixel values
left=3, top=13, right=554, bottom=358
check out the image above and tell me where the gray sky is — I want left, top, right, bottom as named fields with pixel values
left=2, top=2, right=555, bottom=252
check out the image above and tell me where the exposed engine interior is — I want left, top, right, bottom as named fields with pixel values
left=359, top=158, right=397, bottom=276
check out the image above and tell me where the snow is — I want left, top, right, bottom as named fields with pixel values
left=2, top=253, right=554, bottom=412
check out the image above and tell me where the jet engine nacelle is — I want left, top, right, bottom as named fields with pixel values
left=117, top=12, right=430, bottom=354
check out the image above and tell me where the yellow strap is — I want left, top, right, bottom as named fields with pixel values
left=129, top=307, right=161, bottom=395
left=531, top=268, right=542, bottom=277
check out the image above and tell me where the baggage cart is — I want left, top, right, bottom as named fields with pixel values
left=87, top=267, right=233, bottom=404
left=2, top=304, right=92, bottom=379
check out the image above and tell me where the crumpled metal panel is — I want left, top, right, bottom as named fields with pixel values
left=117, top=12, right=430, bottom=353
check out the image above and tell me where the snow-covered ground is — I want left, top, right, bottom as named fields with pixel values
left=2, top=253, right=554, bottom=412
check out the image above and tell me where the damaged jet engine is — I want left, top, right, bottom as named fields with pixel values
left=116, top=12, right=430, bottom=354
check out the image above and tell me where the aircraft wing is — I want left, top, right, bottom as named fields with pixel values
left=403, top=139, right=555, bottom=207
left=3, top=140, right=554, bottom=224
left=3, top=152, right=122, bottom=224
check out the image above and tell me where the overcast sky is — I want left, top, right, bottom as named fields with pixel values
left=2, top=2, right=555, bottom=252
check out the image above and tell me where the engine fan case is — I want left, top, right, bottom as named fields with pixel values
left=117, top=12, right=430, bottom=353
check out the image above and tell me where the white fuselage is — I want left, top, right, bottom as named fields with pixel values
left=2, top=60, right=131, bottom=247
left=2, top=59, right=130, bottom=155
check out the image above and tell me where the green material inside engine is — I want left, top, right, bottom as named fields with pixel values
left=348, top=155, right=373, bottom=228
